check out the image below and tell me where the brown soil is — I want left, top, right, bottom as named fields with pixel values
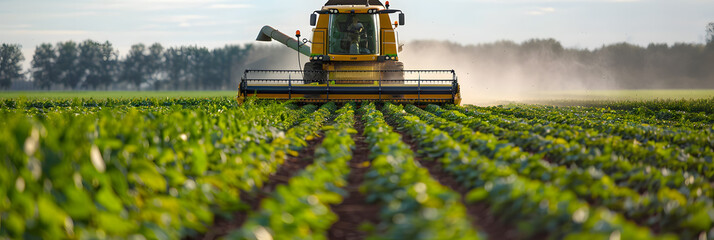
left=388, top=118, right=523, bottom=240
left=327, top=113, right=380, bottom=240
left=189, top=135, right=325, bottom=240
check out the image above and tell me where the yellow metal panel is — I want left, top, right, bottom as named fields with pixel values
left=378, top=13, right=393, bottom=29
left=311, top=30, right=326, bottom=55
left=378, top=14, right=398, bottom=57
left=328, top=54, right=379, bottom=62
left=314, top=14, right=330, bottom=55
left=329, top=64, right=379, bottom=82
left=313, top=31, right=325, bottom=44
left=381, top=30, right=397, bottom=56
left=312, top=43, right=325, bottom=55
left=316, top=14, right=330, bottom=28
left=382, top=30, right=396, bottom=43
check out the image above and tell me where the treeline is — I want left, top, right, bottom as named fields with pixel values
left=1, top=41, right=254, bottom=90
left=2, top=35, right=714, bottom=91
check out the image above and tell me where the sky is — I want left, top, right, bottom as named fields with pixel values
left=1, top=0, right=713, bottom=66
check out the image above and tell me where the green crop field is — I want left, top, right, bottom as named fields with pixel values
left=1, top=96, right=713, bottom=240
left=0, top=91, right=237, bottom=99
left=535, top=89, right=714, bottom=100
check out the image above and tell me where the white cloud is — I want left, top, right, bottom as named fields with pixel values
left=3, top=30, right=90, bottom=36
left=155, top=15, right=208, bottom=27
left=527, top=7, right=556, bottom=15
left=0, top=24, right=33, bottom=30
left=81, top=0, right=252, bottom=11
left=149, top=15, right=243, bottom=28
left=207, top=4, right=252, bottom=9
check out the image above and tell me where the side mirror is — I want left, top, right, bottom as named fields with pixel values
left=398, top=13, right=405, bottom=25
left=310, top=13, right=317, bottom=26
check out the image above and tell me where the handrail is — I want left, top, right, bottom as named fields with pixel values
left=245, top=69, right=456, bottom=73
left=239, top=69, right=460, bottom=103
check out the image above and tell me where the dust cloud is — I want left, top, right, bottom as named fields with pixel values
left=231, top=43, right=312, bottom=85
left=241, top=44, right=311, bottom=72
left=399, top=40, right=620, bottom=105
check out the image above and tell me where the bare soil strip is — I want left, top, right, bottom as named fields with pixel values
left=388, top=120, right=522, bottom=240
left=328, top=113, right=380, bottom=240
left=190, top=136, right=325, bottom=240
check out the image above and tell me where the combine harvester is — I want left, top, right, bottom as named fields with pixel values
left=238, top=0, right=461, bottom=105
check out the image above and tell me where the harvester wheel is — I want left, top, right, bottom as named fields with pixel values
left=303, top=62, right=327, bottom=84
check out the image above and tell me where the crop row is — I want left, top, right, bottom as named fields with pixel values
left=429, top=104, right=714, bottom=200
left=382, top=103, right=679, bottom=239
left=227, top=103, right=356, bottom=239
left=486, top=104, right=712, bottom=129
left=440, top=104, right=714, bottom=182
left=463, top=105, right=714, bottom=157
left=552, top=98, right=714, bottom=115
left=358, top=103, right=481, bottom=239
left=398, top=104, right=712, bottom=239
left=0, top=101, right=331, bottom=239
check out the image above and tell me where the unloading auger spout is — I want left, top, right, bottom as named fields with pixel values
left=256, top=25, right=311, bottom=57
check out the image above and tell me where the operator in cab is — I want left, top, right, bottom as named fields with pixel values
left=346, top=15, right=365, bottom=54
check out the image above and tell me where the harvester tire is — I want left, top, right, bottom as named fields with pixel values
left=303, top=62, right=327, bottom=84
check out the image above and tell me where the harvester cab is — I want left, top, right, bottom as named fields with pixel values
left=239, top=0, right=461, bottom=105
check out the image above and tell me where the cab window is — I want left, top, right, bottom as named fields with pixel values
left=328, top=14, right=378, bottom=55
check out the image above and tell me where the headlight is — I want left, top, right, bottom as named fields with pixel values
left=318, top=56, right=324, bottom=60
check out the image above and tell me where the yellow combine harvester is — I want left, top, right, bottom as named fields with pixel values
left=238, top=0, right=461, bottom=104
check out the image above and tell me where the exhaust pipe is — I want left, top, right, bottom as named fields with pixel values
left=256, top=25, right=311, bottom=57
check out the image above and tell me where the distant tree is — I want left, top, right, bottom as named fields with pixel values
left=79, top=40, right=118, bottom=89
left=520, top=38, right=564, bottom=57
left=97, top=41, right=119, bottom=90
left=595, top=42, right=647, bottom=88
left=164, top=47, right=189, bottom=90
left=707, top=22, right=714, bottom=43
left=56, top=41, right=82, bottom=89
left=0, top=44, right=25, bottom=90
left=210, top=48, right=228, bottom=89
left=122, top=44, right=148, bottom=90
left=214, top=45, right=249, bottom=89
left=188, top=46, right=212, bottom=90
left=78, top=40, right=101, bottom=89
left=31, top=43, right=57, bottom=90
left=146, top=43, right=165, bottom=90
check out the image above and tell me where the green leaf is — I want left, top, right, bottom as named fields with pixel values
left=61, top=186, right=94, bottom=220
left=5, top=211, right=26, bottom=237
left=96, top=212, right=138, bottom=236
left=466, top=188, right=489, bottom=203
left=37, top=195, right=68, bottom=227
left=96, top=186, right=123, bottom=213
left=191, top=144, right=208, bottom=175
left=681, top=208, right=713, bottom=232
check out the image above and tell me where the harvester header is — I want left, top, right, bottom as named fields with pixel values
left=239, top=0, right=462, bottom=105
